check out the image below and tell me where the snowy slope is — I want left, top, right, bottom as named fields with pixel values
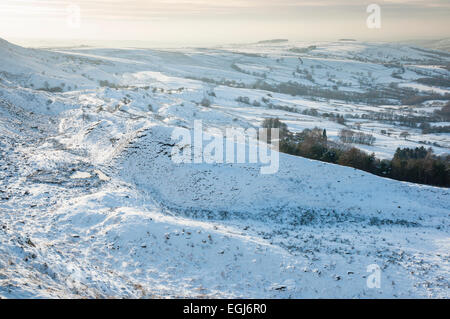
left=0, top=38, right=449, bottom=298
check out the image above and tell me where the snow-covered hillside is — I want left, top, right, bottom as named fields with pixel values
left=0, top=38, right=449, bottom=298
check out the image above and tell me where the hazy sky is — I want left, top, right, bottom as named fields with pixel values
left=1, top=0, right=449, bottom=46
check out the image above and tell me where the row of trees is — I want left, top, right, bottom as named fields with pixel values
left=339, top=129, right=376, bottom=145
left=262, top=118, right=449, bottom=187
left=434, top=102, right=450, bottom=121
left=420, top=124, right=450, bottom=134
left=390, top=148, right=449, bottom=186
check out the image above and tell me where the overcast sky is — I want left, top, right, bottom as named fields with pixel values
left=1, top=0, right=449, bottom=45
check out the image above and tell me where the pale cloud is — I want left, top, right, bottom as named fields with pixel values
left=1, top=0, right=448, bottom=19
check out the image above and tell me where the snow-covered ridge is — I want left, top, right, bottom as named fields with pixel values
left=0, top=38, right=449, bottom=298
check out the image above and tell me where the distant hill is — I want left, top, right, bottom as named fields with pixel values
left=257, top=39, right=289, bottom=44
left=401, top=38, right=450, bottom=52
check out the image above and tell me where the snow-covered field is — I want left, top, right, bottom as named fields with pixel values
left=0, top=38, right=449, bottom=298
